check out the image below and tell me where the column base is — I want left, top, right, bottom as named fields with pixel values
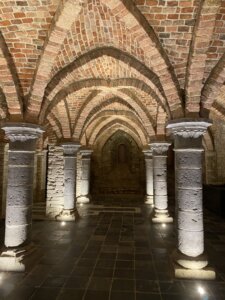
left=151, top=209, right=173, bottom=223
left=174, top=262, right=216, bottom=280
left=56, top=209, right=79, bottom=221
left=173, top=249, right=208, bottom=269
left=145, top=195, right=154, bottom=205
left=172, top=249, right=215, bottom=280
left=0, top=243, right=36, bottom=272
left=77, top=195, right=90, bottom=204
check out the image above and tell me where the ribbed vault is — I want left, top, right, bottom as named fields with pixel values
left=0, top=0, right=225, bottom=157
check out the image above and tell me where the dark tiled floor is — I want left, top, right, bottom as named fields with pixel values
left=0, top=203, right=225, bottom=299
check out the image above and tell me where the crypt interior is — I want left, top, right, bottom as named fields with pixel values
left=1, top=0, right=225, bottom=299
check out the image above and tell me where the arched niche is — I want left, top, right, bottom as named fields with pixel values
left=91, top=130, right=145, bottom=201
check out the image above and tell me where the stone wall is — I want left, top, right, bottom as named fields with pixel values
left=207, top=113, right=225, bottom=184
left=46, top=145, right=64, bottom=219
left=204, top=151, right=217, bottom=184
left=91, top=131, right=145, bottom=200
left=0, top=143, right=8, bottom=217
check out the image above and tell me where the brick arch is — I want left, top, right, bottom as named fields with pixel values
left=201, top=51, right=225, bottom=117
left=52, top=0, right=183, bottom=117
left=44, top=123, right=58, bottom=145
left=106, top=0, right=184, bottom=117
left=185, top=0, right=221, bottom=116
left=89, top=118, right=147, bottom=148
left=0, top=32, right=23, bottom=118
left=45, top=46, right=165, bottom=101
left=49, top=99, right=72, bottom=139
left=0, top=88, right=8, bottom=119
left=26, top=0, right=84, bottom=121
left=93, top=126, right=144, bottom=152
left=84, top=110, right=148, bottom=144
left=79, top=100, right=138, bottom=139
left=73, top=92, right=155, bottom=139
left=47, top=112, right=63, bottom=140
left=79, top=100, right=154, bottom=141
left=39, top=78, right=170, bottom=123
left=119, top=88, right=165, bottom=134
left=86, top=114, right=148, bottom=146
left=28, top=0, right=184, bottom=120
left=203, top=129, right=215, bottom=152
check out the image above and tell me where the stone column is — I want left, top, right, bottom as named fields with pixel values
left=151, top=142, right=173, bottom=223
left=36, top=149, right=48, bottom=202
left=143, top=149, right=154, bottom=204
left=0, top=123, right=43, bottom=271
left=167, top=119, right=215, bottom=279
left=77, top=149, right=93, bottom=204
left=56, top=142, right=80, bottom=221
left=0, top=142, right=8, bottom=218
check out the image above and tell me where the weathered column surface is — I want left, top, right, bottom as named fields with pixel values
left=0, top=123, right=43, bottom=271
left=143, top=149, right=154, bottom=204
left=151, top=142, right=173, bottom=223
left=77, top=149, right=93, bottom=204
left=167, top=119, right=215, bottom=280
left=34, top=149, right=48, bottom=203
left=56, top=142, right=80, bottom=221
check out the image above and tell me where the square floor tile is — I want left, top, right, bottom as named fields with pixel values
left=111, top=279, right=135, bottom=292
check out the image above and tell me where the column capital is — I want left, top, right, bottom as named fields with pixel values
left=167, top=119, right=212, bottom=149
left=1, top=123, right=44, bottom=142
left=167, top=118, right=212, bottom=138
left=142, top=149, right=153, bottom=159
left=61, top=142, right=80, bottom=156
left=79, top=148, right=93, bottom=158
left=150, top=142, right=171, bottom=156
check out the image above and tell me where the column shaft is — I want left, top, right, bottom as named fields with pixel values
left=77, top=149, right=92, bottom=204
left=5, top=150, right=35, bottom=247
left=153, top=155, right=168, bottom=211
left=56, top=142, right=80, bottom=221
left=0, top=123, right=43, bottom=272
left=176, top=150, right=204, bottom=257
left=143, top=150, right=153, bottom=204
left=64, top=155, right=77, bottom=210
left=151, top=142, right=173, bottom=223
left=167, top=119, right=215, bottom=279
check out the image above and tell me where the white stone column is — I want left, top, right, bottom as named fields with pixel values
left=167, top=119, right=215, bottom=279
left=77, top=149, right=93, bottom=204
left=151, top=142, right=173, bottom=223
left=0, top=123, right=43, bottom=271
left=143, top=149, right=154, bottom=204
left=56, top=142, right=80, bottom=221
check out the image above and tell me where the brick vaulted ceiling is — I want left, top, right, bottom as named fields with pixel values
left=0, top=0, right=225, bottom=146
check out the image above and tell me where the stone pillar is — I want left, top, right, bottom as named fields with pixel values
left=77, top=149, right=93, bottom=204
left=167, top=119, right=215, bottom=279
left=151, top=142, right=173, bottom=223
left=0, top=123, right=43, bottom=271
left=56, top=142, right=80, bottom=221
left=143, top=149, right=154, bottom=204
left=0, top=142, right=8, bottom=218
left=36, top=149, right=48, bottom=202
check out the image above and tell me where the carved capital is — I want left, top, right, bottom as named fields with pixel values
left=80, top=148, right=93, bottom=159
left=150, top=142, right=171, bottom=156
left=167, top=119, right=212, bottom=150
left=143, top=149, right=153, bottom=159
left=61, top=142, right=80, bottom=156
left=2, top=123, right=44, bottom=142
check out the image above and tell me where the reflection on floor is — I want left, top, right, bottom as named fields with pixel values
left=0, top=203, right=225, bottom=300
